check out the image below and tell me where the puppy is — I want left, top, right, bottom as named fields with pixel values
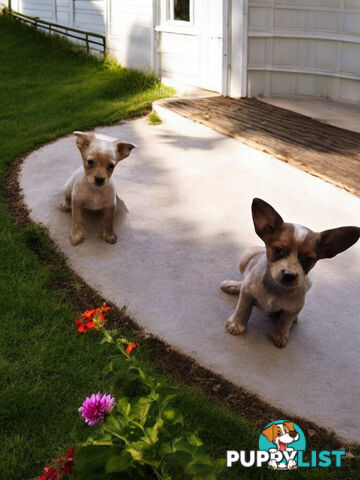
left=60, top=131, right=135, bottom=246
left=262, top=422, right=299, bottom=470
left=221, top=198, right=360, bottom=348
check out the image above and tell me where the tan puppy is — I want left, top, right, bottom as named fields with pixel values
left=60, top=131, right=135, bottom=246
left=221, top=198, right=360, bottom=348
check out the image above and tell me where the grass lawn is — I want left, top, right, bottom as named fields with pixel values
left=0, top=14, right=358, bottom=480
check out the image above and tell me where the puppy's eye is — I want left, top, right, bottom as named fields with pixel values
left=278, top=430, right=282, bottom=435
left=273, top=246, right=284, bottom=256
left=87, top=159, right=94, bottom=167
left=107, top=163, right=115, bottom=171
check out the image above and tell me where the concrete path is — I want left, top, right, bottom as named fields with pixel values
left=261, top=95, right=360, bottom=133
left=20, top=105, right=360, bottom=443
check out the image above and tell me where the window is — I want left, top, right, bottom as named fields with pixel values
left=173, top=0, right=190, bottom=22
left=168, top=0, right=192, bottom=23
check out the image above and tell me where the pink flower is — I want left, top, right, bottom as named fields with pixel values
left=79, top=392, right=116, bottom=426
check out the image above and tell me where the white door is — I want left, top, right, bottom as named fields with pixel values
left=157, top=0, right=227, bottom=94
left=199, top=0, right=226, bottom=93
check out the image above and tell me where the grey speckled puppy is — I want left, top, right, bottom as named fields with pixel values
left=221, top=198, right=360, bottom=348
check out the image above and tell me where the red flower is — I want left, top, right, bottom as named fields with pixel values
left=75, top=303, right=111, bottom=333
left=65, top=446, right=75, bottom=459
left=41, top=467, right=59, bottom=480
left=125, top=343, right=138, bottom=355
left=82, top=309, right=97, bottom=319
left=39, top=446, right=75, bottom=480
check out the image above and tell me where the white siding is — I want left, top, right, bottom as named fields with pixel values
left=246, top=0, right=360, bottom=103
left=16, top=0, right=106, bottom=34
left=107, top=0, right=153, bottom=71
left=73, top=0, right=106, bottom=35
left=55, top=0, right=71, bottom=25
left=17, top=0, right=54, bottom=20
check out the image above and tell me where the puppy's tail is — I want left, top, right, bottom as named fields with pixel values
left=239, top=247, right=264, bottom=274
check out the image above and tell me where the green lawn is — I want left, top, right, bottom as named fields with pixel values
left=0, top=15, right=358, bottom=480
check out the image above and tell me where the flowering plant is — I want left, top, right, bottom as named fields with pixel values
left=39, top=447, right=75, bottom=480
left=40, top=304, right=224, bottom=479
left=75, top=303, right=110, bottom=333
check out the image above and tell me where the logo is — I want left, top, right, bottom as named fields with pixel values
left=227, top=420, right=345, bottom=470
left=259, top=420, right=305, bottom=470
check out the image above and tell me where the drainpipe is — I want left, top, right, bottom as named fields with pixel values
left=8, top=0, right=12, bottom=12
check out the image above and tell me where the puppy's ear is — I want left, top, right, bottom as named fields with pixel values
left=73, top=131, right=95, bottom=152
left=114, top=141, right=136, bottom=162
left=284, top=421, right=295, bottom=432
left=252, top=198, right=284, bottom=242
left=317, top=226, right=360, bottom=259
left=261, top=424, right=277, bottom=444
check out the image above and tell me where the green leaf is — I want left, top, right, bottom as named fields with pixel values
left=117, top=397, right=131, bottom=416
left=173, top=437, right=192, bottom=454
left=164, top=450, right=193, bottom=474
left=126, top=447, right=143, bottom=461
left=130, top=396, right=152, bottom=425
left=104, top=414, right=121, bottom=431
left=105, top=449, right=133, bottom=473
left=187, top=433, right=203, bottom=447
left=75, top=445, right=116, bottom=474
left=163, top=408, right=184, bottom=426
left=193, top=474, right=216, bottom=480
left=186, top=462, right=215, bottom=476
left=159, top=441, right=174, bottom=457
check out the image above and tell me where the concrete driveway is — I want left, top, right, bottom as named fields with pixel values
left=20, top=105, right=360, bottom=443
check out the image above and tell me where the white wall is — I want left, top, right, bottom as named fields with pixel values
left=15, top=1, right=152, bottom=69
left=73, top=0, right=106, bottom=35
left=107, top=0, right=153, bottom=71
left=246, top=0, right=360, bottom=103
left=17, top=0, right=54, bottom=19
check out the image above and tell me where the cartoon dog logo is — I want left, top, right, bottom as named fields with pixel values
left=261, top=421, right=300, bottom=470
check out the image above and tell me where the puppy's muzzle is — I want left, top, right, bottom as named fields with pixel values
left=281, top=271, right=297, bottom=286
left=95, top=176, right=105, bottom=187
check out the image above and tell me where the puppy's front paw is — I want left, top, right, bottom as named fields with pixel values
left=103, top=233, right=117, bottom=244
left=59, top=202, right=71, bottom=212
left=270, top=331, right=289, bottom=348
left=226, top=316, right=246, bottom=335
left=70, top=233, right=83, bottom=246
left=220, top=280, right=241, bottom=295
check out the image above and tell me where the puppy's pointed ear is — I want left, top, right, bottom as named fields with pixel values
left=317, top=226, right=360, bottom=259
left=284, top=421, right=295, bottom=431
left=114, top=141, right=136, bottom=162
left=252, top=198, right=284, bottom=241
left=262, top=425, right=277, bottom=444
left=73, top=131, right=95, bottom=152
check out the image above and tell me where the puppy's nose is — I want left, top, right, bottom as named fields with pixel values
left=289, top=431, right=298, bottom=439
left=95, top=177, right=105, bottom=186
left=281, top=271, right=297, bottom=284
